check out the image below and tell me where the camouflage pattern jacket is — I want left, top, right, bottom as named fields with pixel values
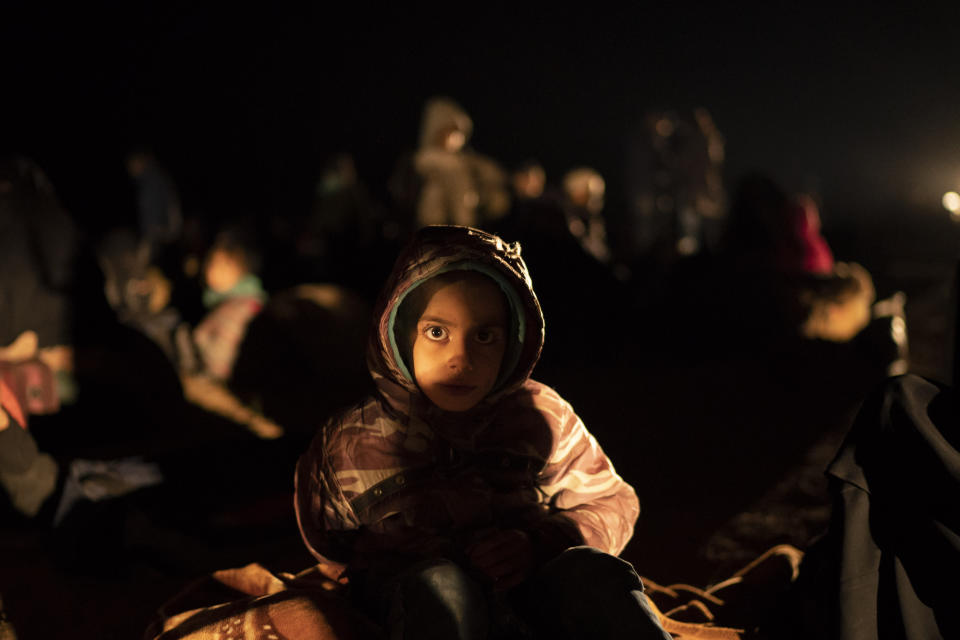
left=295, top=226, right=639, bottom=577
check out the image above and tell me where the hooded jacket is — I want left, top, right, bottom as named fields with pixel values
left=295, top=225, right=638, bottom=577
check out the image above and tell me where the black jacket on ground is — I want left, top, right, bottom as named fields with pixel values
left=791, top=374, right=959, bottom=639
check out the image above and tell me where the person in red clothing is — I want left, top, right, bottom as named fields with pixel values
left=724, top=174, right=835, bottom=278
left=779, top=194, right=834, bottom=276
left=725, top=175, right=878, bottom=344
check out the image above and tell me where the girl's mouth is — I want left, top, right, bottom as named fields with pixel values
left=438, top=383, right=477, bottom=395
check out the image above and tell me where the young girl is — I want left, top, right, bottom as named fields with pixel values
left=296, top=225, right=669, bottom=639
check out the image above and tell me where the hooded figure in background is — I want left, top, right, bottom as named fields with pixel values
left=295, top=225, right=669, bottom=639
left=395, top=98, right=511, bottom=232
left=0, top=156, right=79, bottom=349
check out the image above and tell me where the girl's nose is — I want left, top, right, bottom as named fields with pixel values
left=447, top=338, right=473, bottom=371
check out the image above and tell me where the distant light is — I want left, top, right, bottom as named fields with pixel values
left=943, top=191, right=960, bottom=213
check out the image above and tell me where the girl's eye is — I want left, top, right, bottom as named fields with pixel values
left=475, top=329, right=499, bottom=344
left=425, top=326, right=448, bottom=341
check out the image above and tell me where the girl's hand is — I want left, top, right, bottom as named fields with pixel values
left=466, top=528, right=533, bottom=591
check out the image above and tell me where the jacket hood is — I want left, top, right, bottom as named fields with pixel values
left=418, top=97, right=473, bottom=151
left=367, top=225, right=544, bottom=417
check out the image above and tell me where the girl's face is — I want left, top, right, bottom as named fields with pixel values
left=411, top=273, right=507, bottom=412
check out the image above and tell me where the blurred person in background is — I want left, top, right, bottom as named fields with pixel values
left=624, top=108, right=727, bottom=267
left=391, top=96, right=511, bottom=233
left=0, top=156, right=79, bottom=352
left=0, top=156, right=79, bottom=405
left=298, top=153, right=393, bottom=295
left=492, top=159, right=569, bottom=243
left=190, top=225, right=268, bottom=382
left=722, top=174, right=906, bottom=374
left=177, top=225, right=282, bottom=439
left=125, top=148, right=183, bottom=258
left=562, top=166, right=611, bottom=264
left=512, top=159, right=546, bottom=201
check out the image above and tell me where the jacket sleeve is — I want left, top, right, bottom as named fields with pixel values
left=532, top=394, right=639, bottom=557
left=294, top=418, right=360, bottom=577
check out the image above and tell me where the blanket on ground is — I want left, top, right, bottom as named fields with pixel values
left=146, top=545, right=802, bottom=640
left=145, top=563, right=381, bottom=640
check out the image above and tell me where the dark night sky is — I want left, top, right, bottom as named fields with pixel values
left=5, top=3, right=960, bottom=232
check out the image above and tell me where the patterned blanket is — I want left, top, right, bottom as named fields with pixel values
left=146, top=563, right=381, bottom=640
left=148, top=545, right=802, bottom=639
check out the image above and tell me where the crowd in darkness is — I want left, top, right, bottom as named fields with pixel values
left=0, top=94, right=896, bottom=423
left=1, top=93, right=934, bottom=639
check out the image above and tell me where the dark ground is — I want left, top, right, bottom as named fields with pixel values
left=1, top=208, right=957, bottom=639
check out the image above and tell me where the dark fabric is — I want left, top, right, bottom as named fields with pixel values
left=353, top=546, right=670, bottom=640
left=513, top=546, right=671, bottom=640
left=133, top=162, right=182, bottom=247
left=0, top=420, right=38, bottom=475
left=0, top=157, right=78, bottom=346
left=355, top=558, right=490, bottom=640
left=791, top=374, right=960, bottom=639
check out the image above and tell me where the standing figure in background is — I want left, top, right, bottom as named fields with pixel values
left=624, top=108, right=726, bottom=265
left=562, top=167, right=611, bottom=263
left=125, top=148, right=183, bottom=265
left=299, top=153, right=391, bottom=294
left=512, top=160, right=546, bottom=202
left=393, top=97, right=510, bottom=232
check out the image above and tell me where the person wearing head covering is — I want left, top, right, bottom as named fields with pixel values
left=407, top=97, right=510, bottom=231
left=295, top=225, right=669, bottom=639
